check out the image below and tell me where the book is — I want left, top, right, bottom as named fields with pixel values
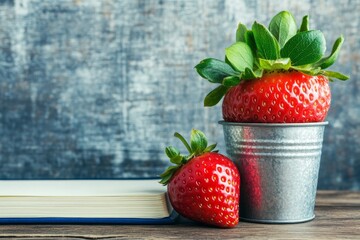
left=0, top=179, right=177, bottom=224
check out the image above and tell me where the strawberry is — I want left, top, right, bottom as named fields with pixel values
left=160, top=129, right=240, bottom=228
left=222, top=70, right=331, bottom=123
left=195, top=11, right=349, bottom=123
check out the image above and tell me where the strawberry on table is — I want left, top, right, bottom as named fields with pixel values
left=195, top=11, right=349, bottom=123
left=160, top=129, right=240, bottom=228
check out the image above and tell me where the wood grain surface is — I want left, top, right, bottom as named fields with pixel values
left=0, top=191, right=358, bottom=239
left=0, top=0, right=359, bottom=190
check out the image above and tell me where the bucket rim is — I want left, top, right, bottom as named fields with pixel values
left=218, top=121, right=328, bottom=127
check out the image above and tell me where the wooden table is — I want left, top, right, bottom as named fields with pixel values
left=0, top=191, right=359, bottom=239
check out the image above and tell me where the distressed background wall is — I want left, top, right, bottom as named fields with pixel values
left=0, top=0, right=358, bottom=190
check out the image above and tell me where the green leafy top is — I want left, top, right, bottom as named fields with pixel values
left=159, top=129, right=217, bottom=185
left=195, top=11, right=349, bottom=107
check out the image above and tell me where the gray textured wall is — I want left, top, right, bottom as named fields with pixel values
left=0, top=0, right=358, bottom=190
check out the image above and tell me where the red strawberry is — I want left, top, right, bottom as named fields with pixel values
left=222, top=70, right=331, bottom=123
left=160, top=129, right=240, bottom=228
left=195, top=11, right=349, bottom=122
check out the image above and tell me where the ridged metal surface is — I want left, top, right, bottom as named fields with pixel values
left=220, top=121, right=327, bottom=223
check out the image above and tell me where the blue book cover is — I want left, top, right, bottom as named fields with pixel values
left=0, top=179, right=177, bottom=224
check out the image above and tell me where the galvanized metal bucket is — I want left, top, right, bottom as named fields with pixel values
left=219, top=121, right=328, bottom=223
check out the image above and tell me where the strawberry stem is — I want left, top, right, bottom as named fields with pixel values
left=160, top=129, right=218, bottom=185
left=174, top=132, right=192, bottom=154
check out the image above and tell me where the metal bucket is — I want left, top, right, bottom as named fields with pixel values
left=219, top=121, right=328, bottom=223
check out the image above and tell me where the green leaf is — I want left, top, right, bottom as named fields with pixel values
left=242, top=68, right=263, bottom=80
left=269, top=11, right=297, bottom=47
left=159, top=166, right=179, bottom=185
left=281, top=30, right=326, bottom=66
left=170, top=155, right=183, bottom=165
left=225, top=42, right=254, bottom=72
left=299, top=15, right=309, bottom=32
left=259, top=58, right=291, bottom=70
left=190, top=129, right=208, bottom=154
left=222, top=76, right=241, bottom=87
left=245, top=30, right=256, bottom=53
left=317, top=36, right=344, bottom=69
left=321, top=70, right=349, bottom=81
left=244, top=30, right=258, bottom=65
left=204, top=85, right=229, bottom=107
left=236, top=23, right=248, bottom=42
left=195, top=58, right=239, bottom=83
left=159, top=174, right=171, bottom=185
left=165, top=146, right=180, bottom=159
left=204, top=143, right=217, bottom=153
left=291, top=65, right=322, bottom=75
left=252, top=21, right=280, bottom=60
left=174, top=132, right=192, bottom=154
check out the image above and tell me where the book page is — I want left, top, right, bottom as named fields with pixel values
left=0, top=179, right=166, bottom=197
